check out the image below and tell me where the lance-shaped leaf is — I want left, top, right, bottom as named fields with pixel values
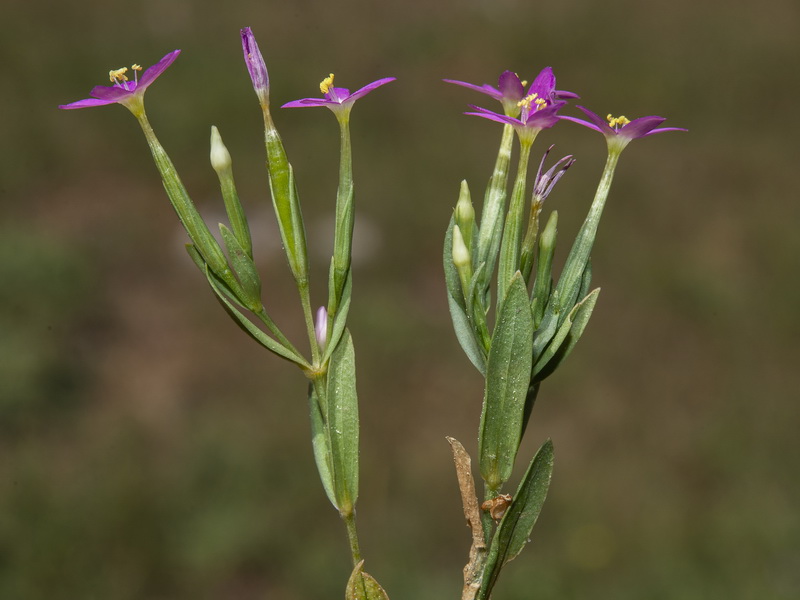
left=533, top=288, right=600, bottom=383
left=346, top=560, right=390, bottom=600
left=219, top=223, right=262, bottom=312
left=326, top=329, right=360, bottom=515
left=479, top=273, right=534, bottom=491
left=478, top=439, right=554, bottom=600
left=309, top=383, right=337, bottom=507
left=203, top=265, right=308, bottom=368
left=445, top=218, right=487, bottom=374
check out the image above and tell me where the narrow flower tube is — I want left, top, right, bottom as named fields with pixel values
left=496, top=137, right=534, bottom=305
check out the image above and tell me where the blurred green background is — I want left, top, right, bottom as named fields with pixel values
left=2, top=0, right=798, bottom=598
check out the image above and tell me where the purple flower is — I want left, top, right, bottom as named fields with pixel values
left=561, top=106, right=687, bottom=152
left=461, top=68, right=576, bottom=142
left=59, top=50, right=180, bottom=115
left=445, top=67, right=577, bottom=117
left=281, top=73, right=396, bottom=118
left=241, top=27, right=269, bottom=107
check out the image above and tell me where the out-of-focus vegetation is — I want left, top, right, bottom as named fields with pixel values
left=1, top=0, right=798, bottom=598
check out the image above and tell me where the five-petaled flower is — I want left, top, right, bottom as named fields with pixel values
left=461, top=68, right=576, bottom=144
left=282, top=73, right=396, bottom=120
left=445, top=67, right=577, bottom=118
left=59, top=50, right=181, bottom=117
left=561, top=105, right=687, bottom=153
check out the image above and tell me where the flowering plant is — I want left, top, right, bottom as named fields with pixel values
left=61, top=28, right=683, bottom=600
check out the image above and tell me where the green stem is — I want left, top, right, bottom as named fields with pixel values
left=343, top=510, right=363, bottom=567
left=551, top=150, right=620, bottom=314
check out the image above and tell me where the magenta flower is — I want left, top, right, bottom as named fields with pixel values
left=59, top=50, right=180, bottom=115
left=445, top=67, right=577, bottom=117
left=561, top=106, right=687, bottom=152
left=281, top=73, right=396, bottom=118
left=460, top=67, right=576, bottom=142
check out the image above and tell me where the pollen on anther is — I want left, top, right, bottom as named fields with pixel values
left=320, top=73, right=335, bottom=95
left=606, top=114, right=631, bottom=128
left=131, top=64, right=142, bottom=71
left=109, top=67, right=129, bottom=83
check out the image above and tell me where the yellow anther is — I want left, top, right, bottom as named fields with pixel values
left=606, top=114, right=631, bottom=128
left=517, top=92, right=540, bottom=109
left=131, top=64, right=142, bottom=72
left=320, top=73, right=335, bottom=94
left=109, top=67, right=129, bottom=83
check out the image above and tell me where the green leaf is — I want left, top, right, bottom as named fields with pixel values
left=346, top=561, right=390, bottom=600
left=479, top=273, right=534, bottom=491
left=219, top=223, right=262, bottom=311
left=445, top=218, right=487, bottom=374
left=478, top=439, right=554, bottom=600
left=326, top=329, right=360, bottom=514
left=534, top=288, right=600, bottom=382
left=308, top=383, right=337, bottom=508
left=204, top=267, right=309, bottom=368
left=322, top=269, right=353, bottom=363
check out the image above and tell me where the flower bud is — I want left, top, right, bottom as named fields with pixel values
left=452, top=224, right=471, bottom=269
left=315, top=306, right=328, bottom=350
left=209, top=126, right=232, bottom=173
left=240, top=27, right=270, bottom=108
left=455, top=180, right=475, bottom=252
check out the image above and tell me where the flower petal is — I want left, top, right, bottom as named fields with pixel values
left=443, top=79, right=504, bottom=101
left=497, top=70, right=525, bottom=102
left=527, top=67, right=555, bottom=99
left=58, top=97, right=118, bottom=109
left=618, top=116, right=667, bottom=139
left=138, top=49, right=181, bottom=89
left=281, top=98, right=334, bottom=108
left=89, top=84, right=137, bottom=101
left=464, top=105, right=519, bottom=127
left=574, top=106, right=615, bottom=134
left=345, top=77, right=396, bottom=103
left=641, top=126, right=688, bottom=137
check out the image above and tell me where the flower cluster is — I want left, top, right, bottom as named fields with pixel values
left=446, top=67, right=685, bottom=150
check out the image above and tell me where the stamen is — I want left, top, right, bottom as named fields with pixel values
left=517, top=93, right=547, bottom=113
left=606, top=114, right=631, bottom=129
left=517, top=92, right=540, bottom=109
left=131, top=64, right=142, bottom=84
left=109, top=67, right=129, bottom=83
left=320, top=73, right=335, bottom=95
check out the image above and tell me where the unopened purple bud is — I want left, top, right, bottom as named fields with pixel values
left=315, top=306, right=328, bottom=349
left=240, top=27, right=270, bottom=107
